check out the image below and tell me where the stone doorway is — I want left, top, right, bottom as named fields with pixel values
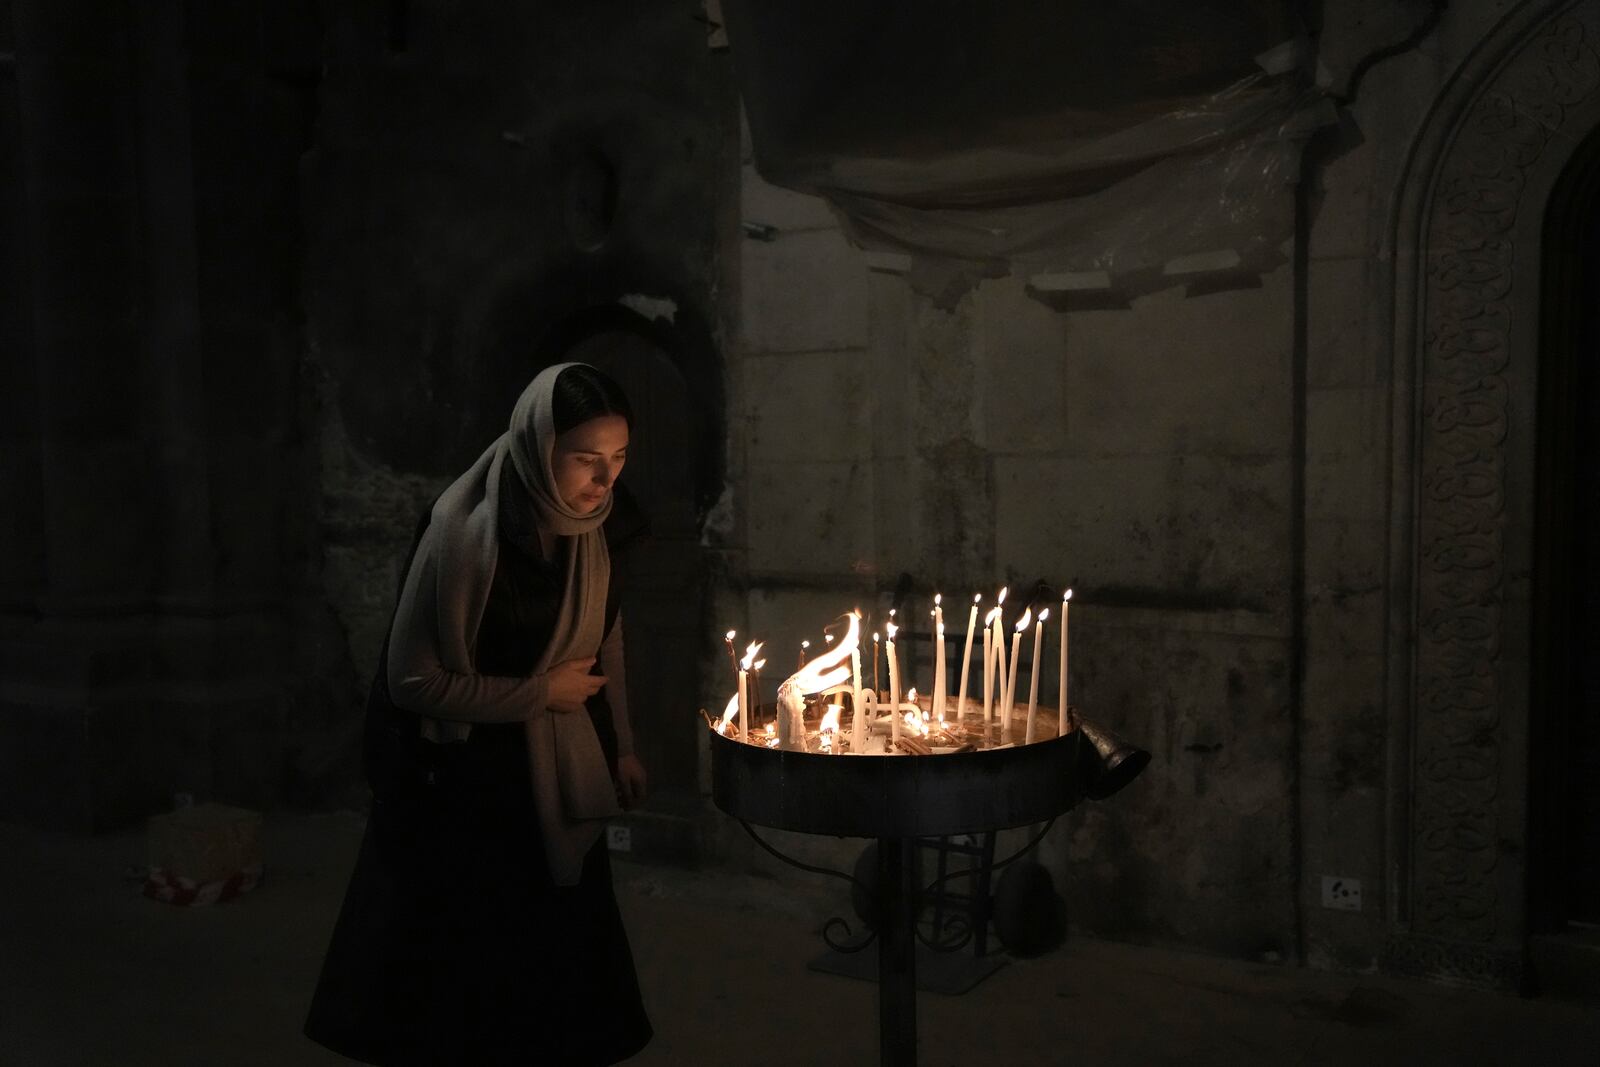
left=1385, top=2, right=1600, bottom=988
left=1532, top=119, right=1600, bottom=935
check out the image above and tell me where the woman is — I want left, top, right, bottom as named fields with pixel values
left=305, top=361, right=653, bottom=1065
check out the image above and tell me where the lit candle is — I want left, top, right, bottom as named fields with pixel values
left=1003, top=608, right=1028, bottom=742
left=725, top=630, right=740, bottom=683
left=931, top=595, right=945, bottom=723
left=956, top=593, right=980, bottom=720
left=888, top=609, right=897, bottom=696
left=1025, top=608, right=1049, bottom=744
left=848, top=613, right=866, bottom=752
left=737, top=662, right=749, bottom=742
left=756, top=655, right=779, bottom=744
left=989, top=588, right=1008, bottom=739
left=820, top=705, right=841, bottom=753
left=738, top=642, right=762, bottom=743
left=799, top=639, right=810, bottom=669
left=1058, top=589, right=1073, bottom=738
left=886, top=621, right=901, bottom=749
left=873, top=632, right=880, bottom=695
left=981, top=607, right=996, bottom=733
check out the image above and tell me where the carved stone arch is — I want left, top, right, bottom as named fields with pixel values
left=1386, top=0, right=1600, bottom=987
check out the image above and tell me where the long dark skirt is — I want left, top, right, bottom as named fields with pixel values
left=305, top=723, right=651, bottom=1065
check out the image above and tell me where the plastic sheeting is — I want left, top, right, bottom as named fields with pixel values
left=722, top=1, right=1333, bottom=303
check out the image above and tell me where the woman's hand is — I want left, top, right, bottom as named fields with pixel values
left=546, top=657, right=605, bottom=714
left=615, top=754, right=648, bottom=809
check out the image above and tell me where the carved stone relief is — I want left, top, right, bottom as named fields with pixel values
left=1398, top=4, right=1600, bottom=983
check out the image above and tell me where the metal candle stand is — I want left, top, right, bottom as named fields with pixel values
left=710, top=718, right=1145, bottom=1067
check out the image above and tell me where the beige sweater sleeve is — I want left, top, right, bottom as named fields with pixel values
left=386, top=553, right=549, bottom=723
left=600, top=613, right=635, bottom=758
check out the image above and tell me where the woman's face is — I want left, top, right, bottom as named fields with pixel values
left=551, top=414, right=629, bottom=514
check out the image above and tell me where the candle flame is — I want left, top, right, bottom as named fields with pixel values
left=903, top=711, right=924, bottom=736
left=801, top=640, right=810, bottom=649
left=935, top=593, right=942, bottom=606
left=885, top=621, right=898, bottom=641
left=984, top=606, right=1002, bottom=625
left=726, top=630, right=736, bottom=641
left=1038, top=608, right=1050, bottom=622
left=1015, top=607, right=1032, bottom=632
left=753, top=659, right=766, bottom=671
left=718, top=693, right=739, bottom=728
left=874, top=632, right=880, bottom=643
left=825, top=634, right=834, bottom=643
left=1063, top=588, right=1073, bottom=602
left=820, top=705, right=841, bottom=734
left=772, top=612, right=860, bottom=703
left=997, top=587, right=1008, bottom=605
left=973, top=592, right=982, bottom=604
left=906, top=687, right=917, bottom=703
left=740, top=642, right=763, bottom=670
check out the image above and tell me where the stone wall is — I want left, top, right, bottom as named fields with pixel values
left=718, top=0, right=1539, bottom=969
left=0, top=0, right=348, bottom=828
left=727, top=136, right=1299, bottom=956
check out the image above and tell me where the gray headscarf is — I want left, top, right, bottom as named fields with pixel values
left=387, top=361, right=621, bottom=884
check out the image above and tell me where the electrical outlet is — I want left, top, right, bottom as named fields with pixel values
left=1320, top=875, right=1362, bottom=911
left=606, top=825, right=632, bottom=852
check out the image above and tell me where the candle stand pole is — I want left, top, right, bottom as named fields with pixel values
left=877, top=836, right=917, bottom=1066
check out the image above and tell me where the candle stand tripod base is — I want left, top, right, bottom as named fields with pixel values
left=711, top=717, right=1112, bottom=1067
left=808, top=830, right=1010, bottom=994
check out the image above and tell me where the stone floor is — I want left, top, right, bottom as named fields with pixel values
left=2, top=812, right=1597, bottom=1066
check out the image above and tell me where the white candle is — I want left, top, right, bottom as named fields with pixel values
left=737, top=668, right=748, bottom=741
left=1003, top=609, right=1028, bottom=742
left=932, top=595, right=945, bottom=723
left=981, top=610, right=995, bottom=731
left=740, top=642, right=762, bottom=744
left=872, top=632, right=880, bottom=695
left=850, top=611, right=865, bottom=752
left=1025, top=608, right=1048, bottom=744
left=989, top=590, right=1008, bottom=738
left=1058, top=589, right=1073, bottom=737
left=956, top=593, right=980, bottom=720
left=886, top=621, right=901, bottom=749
